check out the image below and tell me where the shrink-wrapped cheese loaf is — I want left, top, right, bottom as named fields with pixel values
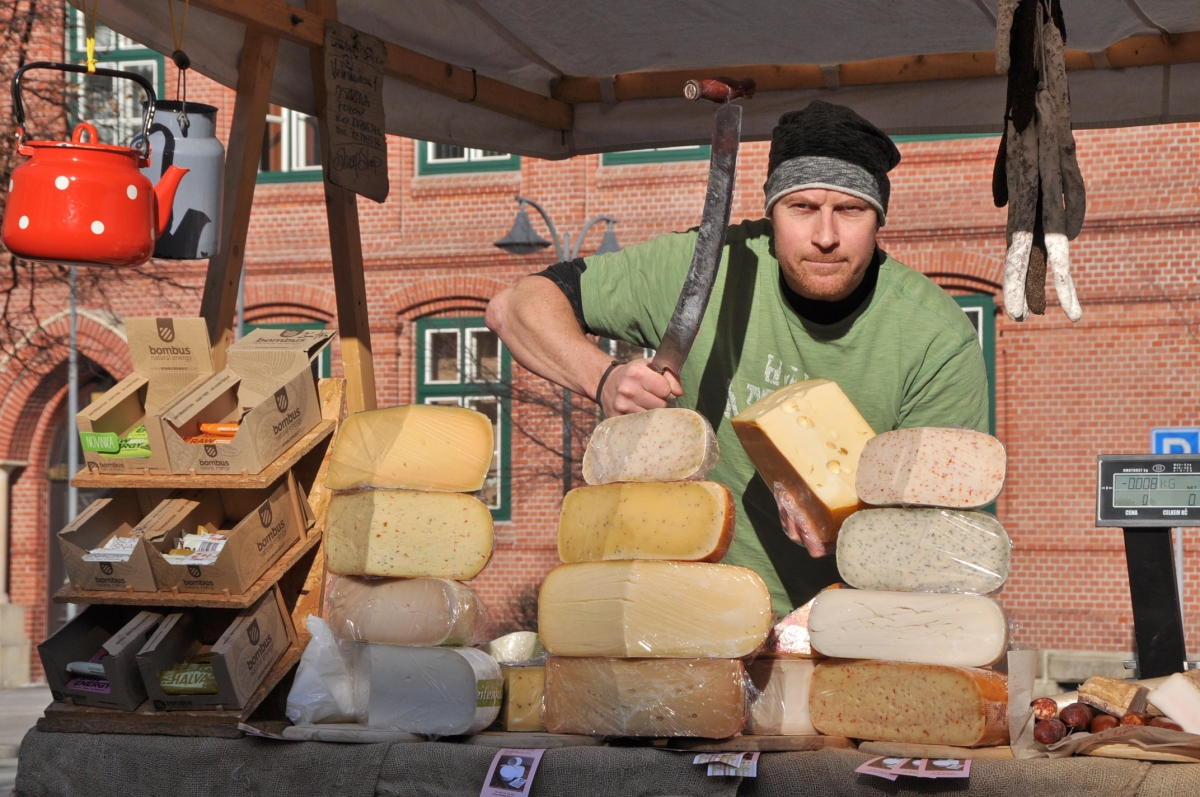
left=732, top=379, right=875, bottom=546
left=766, top=584, right=845, bottom=657
left=855, top=427, right=1006, bottom=508
left=326, top=405, right=494, bottom=491
left=746, top=659, right=817, bottom=735
left=808, top=589, right=1008, bottom=667
left=558, top=481, right=734, bottom=563
left=484, top=631, right=545, bottom=665
left=810, top=659, right=1010, bottom=746
left=326, top=490, right=493, bottom=579
left=543, top=657, right=747, bottom=738
left=327, top=576, right=482, bottom=646
left=582, top=408, right=719, bottom=484
left=538, top=561, right=772, bottom=658
left=837, top=509, right=1012, bottom=593
left=499, top=665, right=546, bottom=732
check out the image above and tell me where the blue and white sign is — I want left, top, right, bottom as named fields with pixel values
left=1152, top=428, right=1200, bottom=455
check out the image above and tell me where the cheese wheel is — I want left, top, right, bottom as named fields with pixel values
left=326, top=490, right=493, bottom=579
left=538, top=561, right=772, bottom=658
left=500, top=665, right=545, bottom=732
left=855, top=427, right=1006, bottom=508
left=746, top=659, right=817, bottom=735
left=543, top=657, right=747, bottom=738
left=808, top=589, right=1009, bottom=667
left=809, top=659, right=1009, bottom=747
left=582, top=408, right=718, bottom=484
left=326, top=576, right=481, bottom=646
left=326, top=405, right=494, bottom=491
left=837, top=508, right=1011, bottom=593
left=557, top=481, right=734, bottom=563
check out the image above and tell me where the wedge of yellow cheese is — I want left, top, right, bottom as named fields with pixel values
left=499, top=665, right=545, bottom=732
left=325, top=405, right=494, bottom=491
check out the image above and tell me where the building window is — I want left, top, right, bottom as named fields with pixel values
left=258, top=105, right=322, bottom=183
left=953, top=294, right=996, bottom=436
left=601, top=145, right=711, bottom=166
left=416, top=317, right=512, bottom=520
left=243, top=322, right=331, bottom=379
left=67, top=11, right=164, bottom=146
left=417, top=141, right=520, bottom=175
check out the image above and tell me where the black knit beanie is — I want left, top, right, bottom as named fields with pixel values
left=764, top=101, right=902, bottom=224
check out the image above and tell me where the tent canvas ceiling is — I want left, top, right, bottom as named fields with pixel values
left=74, top=0, right=1200, bottom=158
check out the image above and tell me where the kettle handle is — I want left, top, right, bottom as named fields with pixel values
left=12, top=61, right=156, bottom=158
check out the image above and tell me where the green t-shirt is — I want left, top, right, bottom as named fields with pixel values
left=581, top=218, right=989, bottom=616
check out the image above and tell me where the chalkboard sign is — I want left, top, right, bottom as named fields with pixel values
left=323, top=21, right=389, bottom=202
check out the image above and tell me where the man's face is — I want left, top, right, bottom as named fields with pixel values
left=771, top=188, right=880, bottom=302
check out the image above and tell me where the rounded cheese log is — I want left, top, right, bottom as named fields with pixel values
left=326, top=490, right=493, bottom=579
left=746, top=659, right=817, bottom=735
left=582, top=408, right=719, bottom=484
left=538, top=561, right=772, bottom=658
left=809, top=659, right=1009, bottom=747
left=808, top=589, right=1009, bottom=667
left=352, top=644, right=501, bottom=736
left=856, top=427, right=1006, bottom=508
left=326, top=576, right=482, bottom=646
left=837, top=508, right=1012, bottom=593
left=326, top=405, right=494, bottom=491
left=732, top=379, right=875, bottom=544
left=557, top=481, right=734, bottom=563
left=543, top=657, right=747, bottom=738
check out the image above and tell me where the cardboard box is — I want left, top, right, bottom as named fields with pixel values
left=57, top=491, right=168, bottom=593
left=136, top=586, right=295, bottom=711
left=144, top=472, right=312, bottom=595
left=77, top=318, right=214, bottom=476
left=161, top=329, right=334, bottom=475
left=38, top=606, right=164, bottom=710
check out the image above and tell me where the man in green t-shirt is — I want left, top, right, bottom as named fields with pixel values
left=487, top=101, right=988, bottom=615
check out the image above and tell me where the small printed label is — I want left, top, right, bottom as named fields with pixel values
left=477, top=678, right=503, bottom=708
left=66, top=676, right=112, bottom=694
left=480, top=748, right=544, bottom=797
left=79, top=431, right=120, bottom=454
left=82, top=536, right=139, bottom=563
left=696, top=752, right=759, bottom=777
left=854, top=757, right=971, bottom=781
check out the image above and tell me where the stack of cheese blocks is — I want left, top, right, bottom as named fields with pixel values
left=538, top=409, right=774, bottom=738
left=733, top=379, right=1014, bottom=747
left=321, top=405, right=504, bottom=736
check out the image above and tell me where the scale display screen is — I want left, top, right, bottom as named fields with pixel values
left=1097, top=454, right=1200, bottom=526
left=1112, top=474, right=1200, bottom=507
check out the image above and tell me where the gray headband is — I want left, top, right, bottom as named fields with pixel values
left=763, top=156, right=888, bottom=225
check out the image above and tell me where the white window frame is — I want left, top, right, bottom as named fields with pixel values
left=259, top=107, right=321, bottom=175
left=423, top=327, right=461, bottom=385
left=465, top=326, right=504, bottom=383
left=74, top=57, right=158, bottom=146
left=425, top=142, right=510, bottom=164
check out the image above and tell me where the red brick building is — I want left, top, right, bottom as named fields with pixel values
left=2, top=7, right=1198, bottom=685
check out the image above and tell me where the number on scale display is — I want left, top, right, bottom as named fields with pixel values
left=1112, top=474, right=1200, bottom=507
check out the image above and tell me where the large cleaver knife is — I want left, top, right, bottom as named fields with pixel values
left=650, top=77, right=755, bottom=381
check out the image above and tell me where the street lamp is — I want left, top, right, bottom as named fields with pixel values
left=494, top=196, right=621, bottom=495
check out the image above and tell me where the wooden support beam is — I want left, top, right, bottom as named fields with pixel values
left=198, top=28, right=278, bottom=368
left=188, top=0, right=572, bottom=131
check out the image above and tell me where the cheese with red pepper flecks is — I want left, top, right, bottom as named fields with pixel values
left=855, top=427, right=1006, bottom=508
left=582, top=408, right=719, bottom=484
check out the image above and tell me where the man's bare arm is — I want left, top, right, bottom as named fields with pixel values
left=486, top=275, right=681, bottom=415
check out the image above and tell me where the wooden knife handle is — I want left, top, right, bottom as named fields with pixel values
left=684, top=77, right=756, bottom=103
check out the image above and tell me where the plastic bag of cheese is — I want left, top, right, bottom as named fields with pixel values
left=326, top=576, right=489, bottom=646
left=285, top=616, right=356, bottom=726
left=582, top=408, right=719, bottom=484
left=484, top=631, right=546, bottom=666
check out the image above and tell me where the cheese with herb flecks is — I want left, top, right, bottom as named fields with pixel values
left=855, top=427, right=1006, bottom=508
left=837, top=508, right=1011, bottom=593
left=582, top=408, right=718, bottom=484
left=500, top=665, right=545, bottom=731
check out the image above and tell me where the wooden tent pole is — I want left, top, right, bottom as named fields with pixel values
left=198, top=27, right=279, bottom=368
left=306, top=0, right=377, bottom=413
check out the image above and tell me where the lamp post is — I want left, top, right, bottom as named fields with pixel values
left=494, top=197, right=621, bottom=495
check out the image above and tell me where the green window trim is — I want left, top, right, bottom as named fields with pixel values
left=417, top=141, right=520, bottom=175
left=244, top=321, right=332, bottom=378
left=256, top=170, right=323, bottom=184
left=602, top=145, right=711, bottom=165
left=891, top=133, right=1000, bottom=143
left=415, top=316, right=513, bottom=521
left=953, top=294, right=997, bottom=436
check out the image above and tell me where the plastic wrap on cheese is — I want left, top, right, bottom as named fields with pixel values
left=326, top=489, right=493, bottom=579
left=1147, top=673, right=1200, bottom=733
left=326, top=405, right=494, bottom=491
left=557, top=481, right=734, bottom=563
left=500, top=665, right=545, bottom=732
left=856, top=427, right=1006, bottom=508
left=837, top=508, right=1012, bottom=593
left=327, top=576, right=485, bottom=646
left=538, top=561, right=772, bottom=658
left=766, top=583, right=845, bottom=657
left=582, top=408, right=719, bottom=484
left=808, top=589, right=1009, bottom=667
left=543, top=657, right=747, bottom=738
left=484, top=631, right=545, bottom=666
left=746, top=659, right=817, bottom=735
left=285, top=616, right=356, bottom=726
left=351, top=644, right=501, bottom=736
left=810, top=659, right=1009, bottom=747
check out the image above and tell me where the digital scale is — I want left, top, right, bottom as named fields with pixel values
left=1096, top=454, right=1194, bottom=678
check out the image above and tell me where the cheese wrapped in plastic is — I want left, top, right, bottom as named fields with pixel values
left=766, top=583, right=845, bottom=657
left=543, top=657, right=747, bottom=738
left=327, top=576, right=484, bottom=646
left=484, top=631, right=545, bottom=666
left=855, top=427, right=1006, bottom=508
left=325, top=405, right=494, bottom=491
left=582, top=408, right=719, bottom=484
left=539, top=561, right=772, bottom=658
left=557, top=481, right=734, bottom=563
left=746, top=659, right=817, bottom=735
left=351, top=644, right=501, bottom=736
left=837, top=509, right=1012, bottom=593
left=810, top=659, right=1009, bottom=746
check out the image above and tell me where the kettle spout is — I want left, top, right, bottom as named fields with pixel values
left=152, top=165, right=189, bottom=238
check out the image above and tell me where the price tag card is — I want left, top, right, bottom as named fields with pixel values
left=480, top=748, right=545, bottom=797
left=855, top=756, right=971, bottom=781
left=323, top=21, right=389, bottom=202
left=83, top=535, right=139, bottom=563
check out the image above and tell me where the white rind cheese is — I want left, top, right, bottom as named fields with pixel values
left=1147, top=673, right=1200, bottom=734
left=326, top=576, right=481, bottom=646
left=856, top=427, right=1006, bottom=508
left=808, top=589, right=1009, bottom=667
left=837, top=508, right=1011, bottom=593
left=746, top=659, right=817, bottom=735
left=582, top=408, right=719, bottom=484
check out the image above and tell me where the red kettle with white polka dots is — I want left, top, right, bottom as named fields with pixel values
left=2, top=62, right=188, bottom=267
